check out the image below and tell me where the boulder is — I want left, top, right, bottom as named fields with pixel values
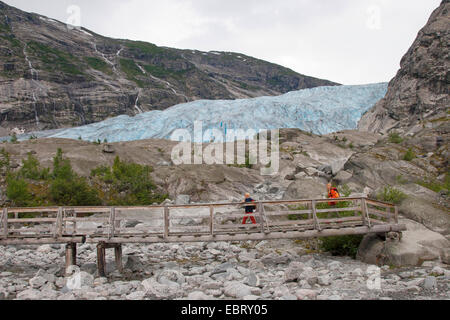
left=284, top=261, right=305, bottom=282
left=223, top=281, right=252, bottom=299
left=141, top=278, right=180, bottom=299
left=295, top=289, right=318, bottom=300
left=66, top=271, right=94, bottom=290
left=29, top=276, right=47, bottom=289
left=175, top=195, right=190, bottom=205
left=357, top=218, right=450, bottom=267
left=422, top=276, right=437, bottom=290
left=102, top=144, right=115, bottom=153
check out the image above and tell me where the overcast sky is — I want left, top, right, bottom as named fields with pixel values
left=4, top=0, right=441, bottom=85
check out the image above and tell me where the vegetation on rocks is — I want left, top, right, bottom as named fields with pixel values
left=3, top=149, right=167, bottom=207
left=90, top=156, right=168, bottom=205
left=388, top=132, right=404, bottom=144
left=319, top=235, right=364, bottom=258
left=377, top=186, right=407, bottom=204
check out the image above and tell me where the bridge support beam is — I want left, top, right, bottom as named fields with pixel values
left=65, top=243, right=77, bottom=275
left=96, top=242, right=123, bottom=277
left=97, top=242, right=107, bottom=278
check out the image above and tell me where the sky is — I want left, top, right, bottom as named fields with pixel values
left=3, top=0, right=442, bottom=85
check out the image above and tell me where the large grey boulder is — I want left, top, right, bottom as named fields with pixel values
left=357, top=218, right=450, bottom=266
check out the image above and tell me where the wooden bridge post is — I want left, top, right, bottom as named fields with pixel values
left=209, top=205, right=214, bottom=236
left=360, top=197, right=371, bottom=228
left=114, top=244, right=123, bottom=273
left=311, top=200, right=321, bottom=231
left=97, top=242, right=107, bottom=278
left=2, top=208, right=8, bottom=239
left=164, top=206, right=169, bottom=239
left=108, top=207, right=116, bottom=239
left=65, top=243, right=77, bottom=275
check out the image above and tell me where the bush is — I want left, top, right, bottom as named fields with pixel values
left=319, top=235, right=363, bottom=258
left=49, top=177, right=101, bottom=206
left=91, top=156, right=168, bottom=205
left=6, top=174, right=32, bottom=206
left=18, top=153, right=50, bottom=180
left=388, top=132, right=403, bottom=144
left=377, top=186, right=407, bottom=204
left=402, top=148, right=416, bottom=161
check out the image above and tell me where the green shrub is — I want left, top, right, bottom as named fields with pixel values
left=49, top=177, right=101, bottom=206
left=402, top=148, right=416, bottom=161
left=319, top=235, right=363, bottom=258
left=51, top=148, right=75, bottom=180
left=6, top=174, right=32, bottom=206
left=377, top=186, right=407, bottom=204
left=18, top=153, right=50, bottom=180
left=388, top=132, right=403, bottom=144
left=91, top=156, right=168, bottom=205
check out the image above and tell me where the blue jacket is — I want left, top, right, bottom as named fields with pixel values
left=244, top=198, right=255, bottom=213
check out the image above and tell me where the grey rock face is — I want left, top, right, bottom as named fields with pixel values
left=358, top=1, right=449, bottom=135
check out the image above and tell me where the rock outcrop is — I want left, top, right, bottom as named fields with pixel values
left=358, top=0, right=449, bottom=135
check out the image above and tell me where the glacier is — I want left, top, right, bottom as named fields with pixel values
left=13, top=83, right=388, bottom=143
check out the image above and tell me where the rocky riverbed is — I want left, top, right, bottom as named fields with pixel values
left=0, top=239, right=448, bottom=300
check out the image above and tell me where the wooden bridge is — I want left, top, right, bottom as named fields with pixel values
left=0, top=197, right=406, bottom=277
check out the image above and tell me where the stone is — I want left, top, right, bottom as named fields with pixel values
left=102, top=144, right=115, bottom=153
left=141, top=278, right=180, bottom=299
left=422, top=276, right=437, bottom=290
left=358, top=218, right=450, bottom=267
left=37, top=244, right=53, bottom=253
left=211, top=262, right=235, bottom=275
left=244, top=272, right=260, bottom=287
left=223, top=281, right=252, bottom=299
left=175, top=194, right=190, bottom=205
left=327, top=261, right=342, bottom=271
left=243, top=295, right=260, bottom=300
left=16, top=289, right=42, bottom=300
left=430, top=266, right=445, bottom=276
left=124, top=255, right=144, bottom=272
left=66, top=271, right=94, bottom=290
left=318, top=274, right=331, bottom=286
left=29, top=276, right=47, bottom=289
left=295, top=289, right=318, bottom=300
left=187, top=291, right=213, bottom=300
left=156, top=269, right=185, bottom=285
left=284, top=261, right=305, bottom=282
left=334, top=170, right=353, bottom=184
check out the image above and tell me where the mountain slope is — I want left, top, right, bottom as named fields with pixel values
left=0, top=1, right=338, bottom=132
left=358, top=0, right=449, bottom=135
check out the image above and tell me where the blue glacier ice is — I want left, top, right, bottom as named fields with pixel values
left=17, top=83, right=388, bottom=143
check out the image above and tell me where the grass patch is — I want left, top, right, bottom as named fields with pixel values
left=417, top=173, right=449, bottom=195
left=402, top=148, right=416, bottom=161
left=119, top=58, right=146, bottom=87
left=84, top=57, right=113, bottom=75
left=388, top=132, right=404, bottom=144
left=27, top=41, right=84, bottom=76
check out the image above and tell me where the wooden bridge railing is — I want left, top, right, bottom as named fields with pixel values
left=0, top=197, right=404, bottom=245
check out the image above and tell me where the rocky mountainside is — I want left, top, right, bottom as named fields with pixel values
left=358, top=0, right=449, bottom=135
left=0, top=1, right=337, bottom=133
